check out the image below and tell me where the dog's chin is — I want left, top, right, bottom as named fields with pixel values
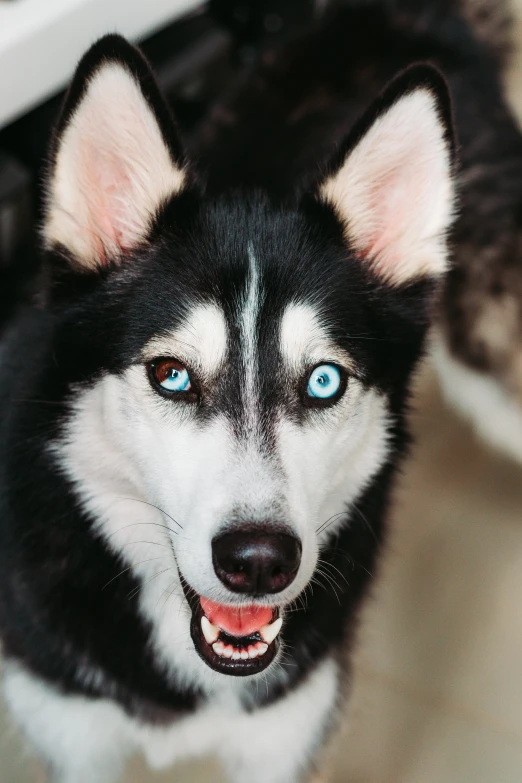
left=182, top=583, right=282, bottom=676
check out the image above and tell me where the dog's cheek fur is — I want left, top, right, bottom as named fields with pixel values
left=277, top=382, right=391, bottom=543
left=50, top=373, right=237, bottom=693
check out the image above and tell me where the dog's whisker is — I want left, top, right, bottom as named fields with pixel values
left=316, top=511, right=347, bottom=535
left=114, top=497, right=183, bottom=530
left=328, top=548, right=373, bottom=578
left=159, top=578, right=187, bottom=613
left=350, top=503, right=378, bottom=543
left=310, top=568, right=342, bottom=605
left=114, top=540, right=173, bottom=550
left=158, top=580, right=184, bottom=613
left=101, top=555, right=171, bottom=591
left=127, top=567, right=174, bottom=600
left=316, top=558, right=350, bottom=587
left=316, top=568, right=343, bottom=598
left=315, top=563, right=343, bottom=590
left=107, top=521, right=181, bottom=539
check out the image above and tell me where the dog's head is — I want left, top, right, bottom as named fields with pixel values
left=44, top=36, right=455, bottom=683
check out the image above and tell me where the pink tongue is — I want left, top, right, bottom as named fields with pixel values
left=200, top=598, right=273, bottom=637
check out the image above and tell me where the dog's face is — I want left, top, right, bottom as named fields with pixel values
left=44, top=37, right=455, bottom=683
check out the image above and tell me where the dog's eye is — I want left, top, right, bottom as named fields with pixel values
left=149, top=359, right=192, bottom=394
left=306, top=364, right=342, bottom=401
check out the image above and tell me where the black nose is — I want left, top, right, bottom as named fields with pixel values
left=212, top=528, right=302, bottom=595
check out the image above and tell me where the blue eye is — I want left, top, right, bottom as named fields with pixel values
left=152, top=359, right=192, bottom=394
left=307, top=364, right=342, bottom=400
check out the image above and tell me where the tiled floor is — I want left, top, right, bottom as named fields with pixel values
left=3, top=6, right=522, bottom=783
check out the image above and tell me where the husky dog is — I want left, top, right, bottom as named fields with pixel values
left=0, top=6, right=474, bottom=783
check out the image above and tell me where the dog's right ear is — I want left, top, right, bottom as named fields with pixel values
left=45, top=35, right=186, bottom=270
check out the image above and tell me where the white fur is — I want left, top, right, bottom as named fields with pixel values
left=320, top=89, right=454, bottom=286
left=241, top=245, right=262, bottom=428
left=46, top=63, right=185, bottom=268
left=280, top=302, right=356, bottom=371
left=277, top=381, right=391, bottom=546
left=432, top=333, right=522, bottom=465
left=4, top=662, right=131, bottom=783
left=144, top=303, right=228, bottom=376
left=49, top=298, right=391, bottom=694
left=4, top=656, right=339, bottom=783
left=279, top=302, right=391, bottom=547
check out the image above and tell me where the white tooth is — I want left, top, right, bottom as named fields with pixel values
left=240, top=650, right=249, bottom=660
left=212, top=641, right=224, bottom=656
left=222, top=646, right=234, bottom=658
left=260, top=617, right=282, bottom=644
left=201, top=616, right=220, bottom=644
left=232, top=651, right=241, bottom=660
left=257, top=643, right=268, bottom=656
left=248, top=647, right=259, bottom=659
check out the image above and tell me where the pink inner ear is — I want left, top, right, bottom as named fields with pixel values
left=365, top=174, right=409, bottom=263
left=358, top=149, right=435, bottom=275
left=80, top=143, right=140, bottom=263
left=100, top=161, right=138, bottom=253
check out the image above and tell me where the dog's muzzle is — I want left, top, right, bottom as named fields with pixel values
left=184, top=526, right=301, bottom=676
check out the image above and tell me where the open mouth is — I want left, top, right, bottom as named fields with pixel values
left=189, top=596, right=282, bottom=676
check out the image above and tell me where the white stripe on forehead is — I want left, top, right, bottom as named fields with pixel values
left=280, top=302, right=355, bottom=370
left=143, top=303, right=227, bottom=375
left=241, top=245, right=261, bottom=417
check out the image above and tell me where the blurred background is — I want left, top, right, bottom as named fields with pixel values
left=1, top=1, right=522, bottom=781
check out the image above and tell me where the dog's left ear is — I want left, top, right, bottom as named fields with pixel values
left=318, top=64, right=456, bottom=287
left=45, top=35, right=186, bottom=269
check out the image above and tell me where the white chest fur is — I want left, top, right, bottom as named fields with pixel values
left=3, top=655, right=339, bottom=783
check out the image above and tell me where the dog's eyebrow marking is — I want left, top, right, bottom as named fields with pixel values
left=241, top=244, right=261, bottom=425
left=280, top=302, right=356, bottom=370
left=142, top=303, right=228, bottom=374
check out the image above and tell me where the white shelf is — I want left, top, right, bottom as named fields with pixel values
left=0, top=0, right=203, bottom=128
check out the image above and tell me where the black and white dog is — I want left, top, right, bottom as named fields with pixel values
left=4, top=0, right=507, bottom=779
